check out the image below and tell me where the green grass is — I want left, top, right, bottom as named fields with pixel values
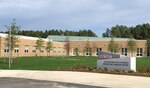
left=0, top=56, right=97, bottom=70
left=0, top=56, right=150, bottom=72
left=136, top=57, right=150, bottom=71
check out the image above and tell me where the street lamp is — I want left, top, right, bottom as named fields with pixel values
left=62, top=34, right=64, bottom=59
left=8, top=26, right=12, bottom=68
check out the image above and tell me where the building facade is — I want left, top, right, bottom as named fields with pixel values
left=0, top=33, right=147, bottom=58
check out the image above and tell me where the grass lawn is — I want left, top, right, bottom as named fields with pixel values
left=0, top=56, right=97, bottom=70
left=136, top=57, right=150, bottom=71
left=0, top=56, right=150, bottom=72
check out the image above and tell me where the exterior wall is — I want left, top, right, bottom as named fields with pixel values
left=69, top=40, right=147, bottom=57
left=0, top=36, right=65, bottom=57
left=0, top=37, right=1, bottom=57
left=0, top=34, right=147, bottom=57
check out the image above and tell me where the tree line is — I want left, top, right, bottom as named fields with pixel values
left=1, top=29, right=97, bottom=38
left=102, top=23, right=150, bottom=39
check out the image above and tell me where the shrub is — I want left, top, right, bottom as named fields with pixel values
left=146, top=66, right=150, bottom=73
left=69, top=64, right=94, bottom=71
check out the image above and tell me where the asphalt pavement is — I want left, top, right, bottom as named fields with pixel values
left=0, top=77, right=105, bottom=88
left=0, top=70, right=150, bottom=88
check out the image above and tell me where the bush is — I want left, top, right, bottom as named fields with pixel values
left=69, top=64, right=94, bottom=71
left=146, top=67, right=150, bottom=73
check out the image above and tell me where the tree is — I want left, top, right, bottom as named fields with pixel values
left=146, top=38, right=150, bottom=56
left=46, top=40, right=53, bottom=56
left=108, top=37, right=119, bottom=53
left=5, top=19, right=20, bottom=66
left=83, top=38, right=92, bottom=56
left=16, top=29, right=97, bottom=38
left=35, top=37, right=44, bottom=56
left=102, top=28, right=111, bottom=37
left=64, top=36, right=70, bottom=56
left=127, top=38, right=137, bottom=57
left=92, top=42, right=97, bottom=55
left=102, top=23, right=150, bottom=39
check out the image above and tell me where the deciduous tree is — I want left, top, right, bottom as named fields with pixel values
left=127, top=38, right=137, bottom=57
left=46, top=40, right=53, bottom=56
left=35, top=37, right=44, bottom=56
left=5, top=19, right=20, bottom=65
left=108, top=37, right=119, bottom=53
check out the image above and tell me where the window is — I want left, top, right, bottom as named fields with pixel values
left=58, top=47, right=61, bottom=53
left=73, top=48, right=78, bottom=56
left=24, top=45, right=29, bottom=53
left=86, top=48, right=92, bottom=56
left=121, top=48, right=127, bottom=56
left=62, top=48, right=65, bottom=53
left=14, top=47, right=19, bottom=53
left=33, top=46, right=36, bottom=53
left=53, top=47, right=56, bottom=53
left=96, top=48, right=102, bottom=55
left=40, top=48, right=44, bottom=53
left=137, top=48, right=143, bottom=56
left=4, top=46, right=9, bottom=53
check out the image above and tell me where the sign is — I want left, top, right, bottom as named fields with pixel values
left=97, top=51, right=136, bottom=71
left=98, top=51, right=120, bottom=59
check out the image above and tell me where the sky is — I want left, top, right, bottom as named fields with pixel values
left=0, top=0, right=150, bottom=37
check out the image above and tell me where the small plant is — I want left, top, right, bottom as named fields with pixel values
left=128, top=70, right=135, bottom=73
left=114, top=69, right=120, bottom=72
left=146, top=66, right=150, bottom=73
left=139, top=65, right=145, bottom=73
left=70, top=64, right=94, bottom=71
left=104, top=67, right=108, bottom=71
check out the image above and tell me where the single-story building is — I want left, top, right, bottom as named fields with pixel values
left=0, top=33, right=147, bottom=57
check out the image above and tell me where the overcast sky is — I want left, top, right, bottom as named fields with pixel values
left=0, top=0, right=150, bottom=36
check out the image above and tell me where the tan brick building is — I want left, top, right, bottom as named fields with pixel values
left=0, top=33, right=147, bottom=57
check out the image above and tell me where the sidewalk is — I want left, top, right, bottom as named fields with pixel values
left=0, top=70, right=150, bottom=88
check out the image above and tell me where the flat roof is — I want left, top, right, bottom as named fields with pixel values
left=0, top=33, right=49, bottom=41
left=47, top=35, right=130, bottom=42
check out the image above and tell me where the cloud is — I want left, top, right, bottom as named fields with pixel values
left=0, top=0, right=150, bottom=36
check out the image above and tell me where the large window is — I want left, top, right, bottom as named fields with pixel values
left=58, top=47, right=61, bottom=53
left=53, top=47, right=56, bottom=53
left=32, top=46, right=36, bottom=53
left=121, top=48, right=127, bottom=56
left=137, top=48, right=143, bottom=56
left=73, top=48, right=78, bottom=56
left=86, top=48, right=92, bottom=56
left=14, top=46, right=19, bottom=53
left=96, top=48, right=102, bottom=55
left=24, top=45, right=29, bottom=53
left=62, top=48, right=65, bottom=53
left=4, top=46, right=9, bottom=53
left=40, top=48, right=44, bottom=53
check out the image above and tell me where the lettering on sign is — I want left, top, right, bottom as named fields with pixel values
left=97, top=51, right=136, bottom=71
left=103, top=61, right=129, bottom=66
left=98, top=51, right=120, bottom=59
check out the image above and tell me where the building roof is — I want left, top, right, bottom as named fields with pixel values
left=0, top=33, right=50, bottom=41
left=47, top=35, right=130, bottom=42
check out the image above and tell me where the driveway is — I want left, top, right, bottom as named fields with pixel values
left=0, top=70, right=150, bottom=88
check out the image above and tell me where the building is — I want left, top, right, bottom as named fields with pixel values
left=0, top=33, right=147, bottom=57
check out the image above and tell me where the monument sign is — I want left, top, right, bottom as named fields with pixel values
left=97, top=51, right=136, bottom=71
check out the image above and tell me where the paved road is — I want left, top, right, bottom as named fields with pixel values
left=0, top=70, right=150, bottom=88
left=0, top=77, right=104, bottom=88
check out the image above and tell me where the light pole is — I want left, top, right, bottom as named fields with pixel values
left=8, top=26, right=11, bottom=68
left=62, top=34, right=64, bottom=59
